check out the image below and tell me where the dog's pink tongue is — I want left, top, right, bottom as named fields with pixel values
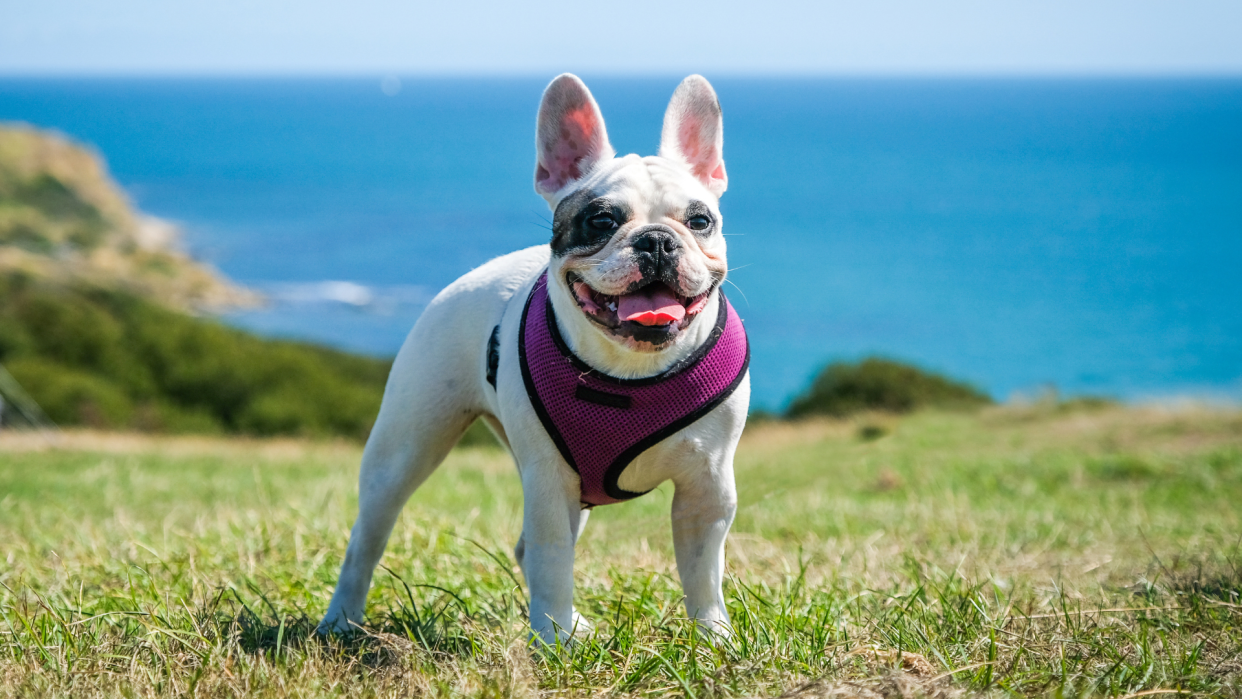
left=618, top=286, right=686, bottom=326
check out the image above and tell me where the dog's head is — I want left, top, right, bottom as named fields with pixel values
left=535, top=74, right=729, bottom=354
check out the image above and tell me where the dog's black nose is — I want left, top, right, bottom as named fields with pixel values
left=631, top=229, right=682, bottom=259
left=631, top=227, right=683, bottom=282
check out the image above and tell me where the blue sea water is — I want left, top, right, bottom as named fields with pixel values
left=1, top=77, right=1239, bottom=410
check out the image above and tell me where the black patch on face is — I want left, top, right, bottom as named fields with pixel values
left=551, top=189, right=633, bottom=256
left=683, top=200, right=716, bottom=238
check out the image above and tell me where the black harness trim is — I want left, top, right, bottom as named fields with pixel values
left=486, top=325, right=500, bottom=389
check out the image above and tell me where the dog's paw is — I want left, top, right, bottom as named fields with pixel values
left=570, top=609, right=595, bottom=638
left=316, top=610, right=360, bottom=637
left=528, top=609, right=595, bottom=652
left=694, top=618, right=734, bottom=647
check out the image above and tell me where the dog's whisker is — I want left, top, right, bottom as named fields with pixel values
left=723, top=278, right=750, bottom=307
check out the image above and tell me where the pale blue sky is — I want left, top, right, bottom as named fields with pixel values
left=3, top=0, right=1241, bottom=75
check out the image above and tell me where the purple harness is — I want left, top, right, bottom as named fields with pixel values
left=517, top=272, right=749, bottom=507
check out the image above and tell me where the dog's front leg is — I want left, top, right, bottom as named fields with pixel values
left=671, top=457, right=738, bottom=639
left=518, top=465, right=583, bottom=646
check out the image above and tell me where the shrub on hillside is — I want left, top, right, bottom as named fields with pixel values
left=0, top=273, right=391, bottom=440
left=4, top=356, right=133, bottom=427
left=785, top=357, right=991, bottom=418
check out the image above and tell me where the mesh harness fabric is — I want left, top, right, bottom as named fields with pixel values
left=517, top=272, right=749, bottom=507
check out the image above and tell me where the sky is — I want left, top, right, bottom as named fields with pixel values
left=3, top=0, right=1241, bottom=76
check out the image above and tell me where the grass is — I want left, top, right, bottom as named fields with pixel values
left=1, top=403, right=1241, bottom=697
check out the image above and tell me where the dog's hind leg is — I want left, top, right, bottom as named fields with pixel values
left=318, top=294, right=488, bottom=635
left=318, top=405, right=476, bottom=634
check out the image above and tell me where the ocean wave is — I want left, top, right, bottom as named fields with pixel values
left=258, top=281, right=432, bottom=314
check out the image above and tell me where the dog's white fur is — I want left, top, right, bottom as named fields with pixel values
left=319, top=74, right=748, bottom=644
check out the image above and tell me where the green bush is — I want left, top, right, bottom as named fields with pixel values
left=13, top=288, right=156, bottom=396
left=786, top=356, right=991, bottom=418
left=0, top=220, right=55, bottom=253
left=1087, top=454, right=1163, bottom=481
left=133, top=401, right=225, bottom=434
left=0, top=273, right=392, bottom=440
left=4, top=357, right=134, bottom=428
left=236, top=385, right=325, bottom=437
left=15, top=174, right=102, bottom=223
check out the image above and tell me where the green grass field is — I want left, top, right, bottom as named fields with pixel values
left=2, top=404, right=1240, bottom=698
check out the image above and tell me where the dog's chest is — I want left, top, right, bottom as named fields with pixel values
left=612, top=429, right=716, bottom=493
left=517, top=272, right=749, bottom=506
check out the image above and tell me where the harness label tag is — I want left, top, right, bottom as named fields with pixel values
left=574, top=385, right=632, bottom=409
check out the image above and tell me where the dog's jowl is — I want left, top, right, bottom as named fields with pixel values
left=319, top=74, right=750, bottom=644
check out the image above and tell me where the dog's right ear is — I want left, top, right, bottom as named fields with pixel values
left=535, top=74, right=615, bottom=203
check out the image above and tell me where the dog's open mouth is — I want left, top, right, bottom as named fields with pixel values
left=567, top=273, right=712, bottom=331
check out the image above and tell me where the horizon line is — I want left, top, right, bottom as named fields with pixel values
left=3, top=69, right=1242, bottom=81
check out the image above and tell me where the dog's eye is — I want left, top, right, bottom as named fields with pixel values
left=687, top=215, right=712, bottom=231
left=587, top=214, right=618, bottom=231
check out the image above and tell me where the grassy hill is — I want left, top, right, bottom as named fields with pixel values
left=0, top=123, right=252, bottom=310
left=0, top=124, right=402, bottom=440
left=0, top=406, right=1238, bottom=696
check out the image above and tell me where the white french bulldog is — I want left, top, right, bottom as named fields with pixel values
left=319, top=74, right=749, bottom=644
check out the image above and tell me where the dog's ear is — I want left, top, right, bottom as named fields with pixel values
left=659, top=75, right=727, bottom=198
left=535, top=74, right=614, bottom=202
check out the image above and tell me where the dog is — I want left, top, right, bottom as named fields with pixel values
left=318, top=74, right=749, bottom=644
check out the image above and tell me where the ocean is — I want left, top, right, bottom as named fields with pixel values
left=1, top=77, right=1239, bottom=410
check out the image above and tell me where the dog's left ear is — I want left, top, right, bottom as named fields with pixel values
left=659, top=75, right=727, bottom=198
